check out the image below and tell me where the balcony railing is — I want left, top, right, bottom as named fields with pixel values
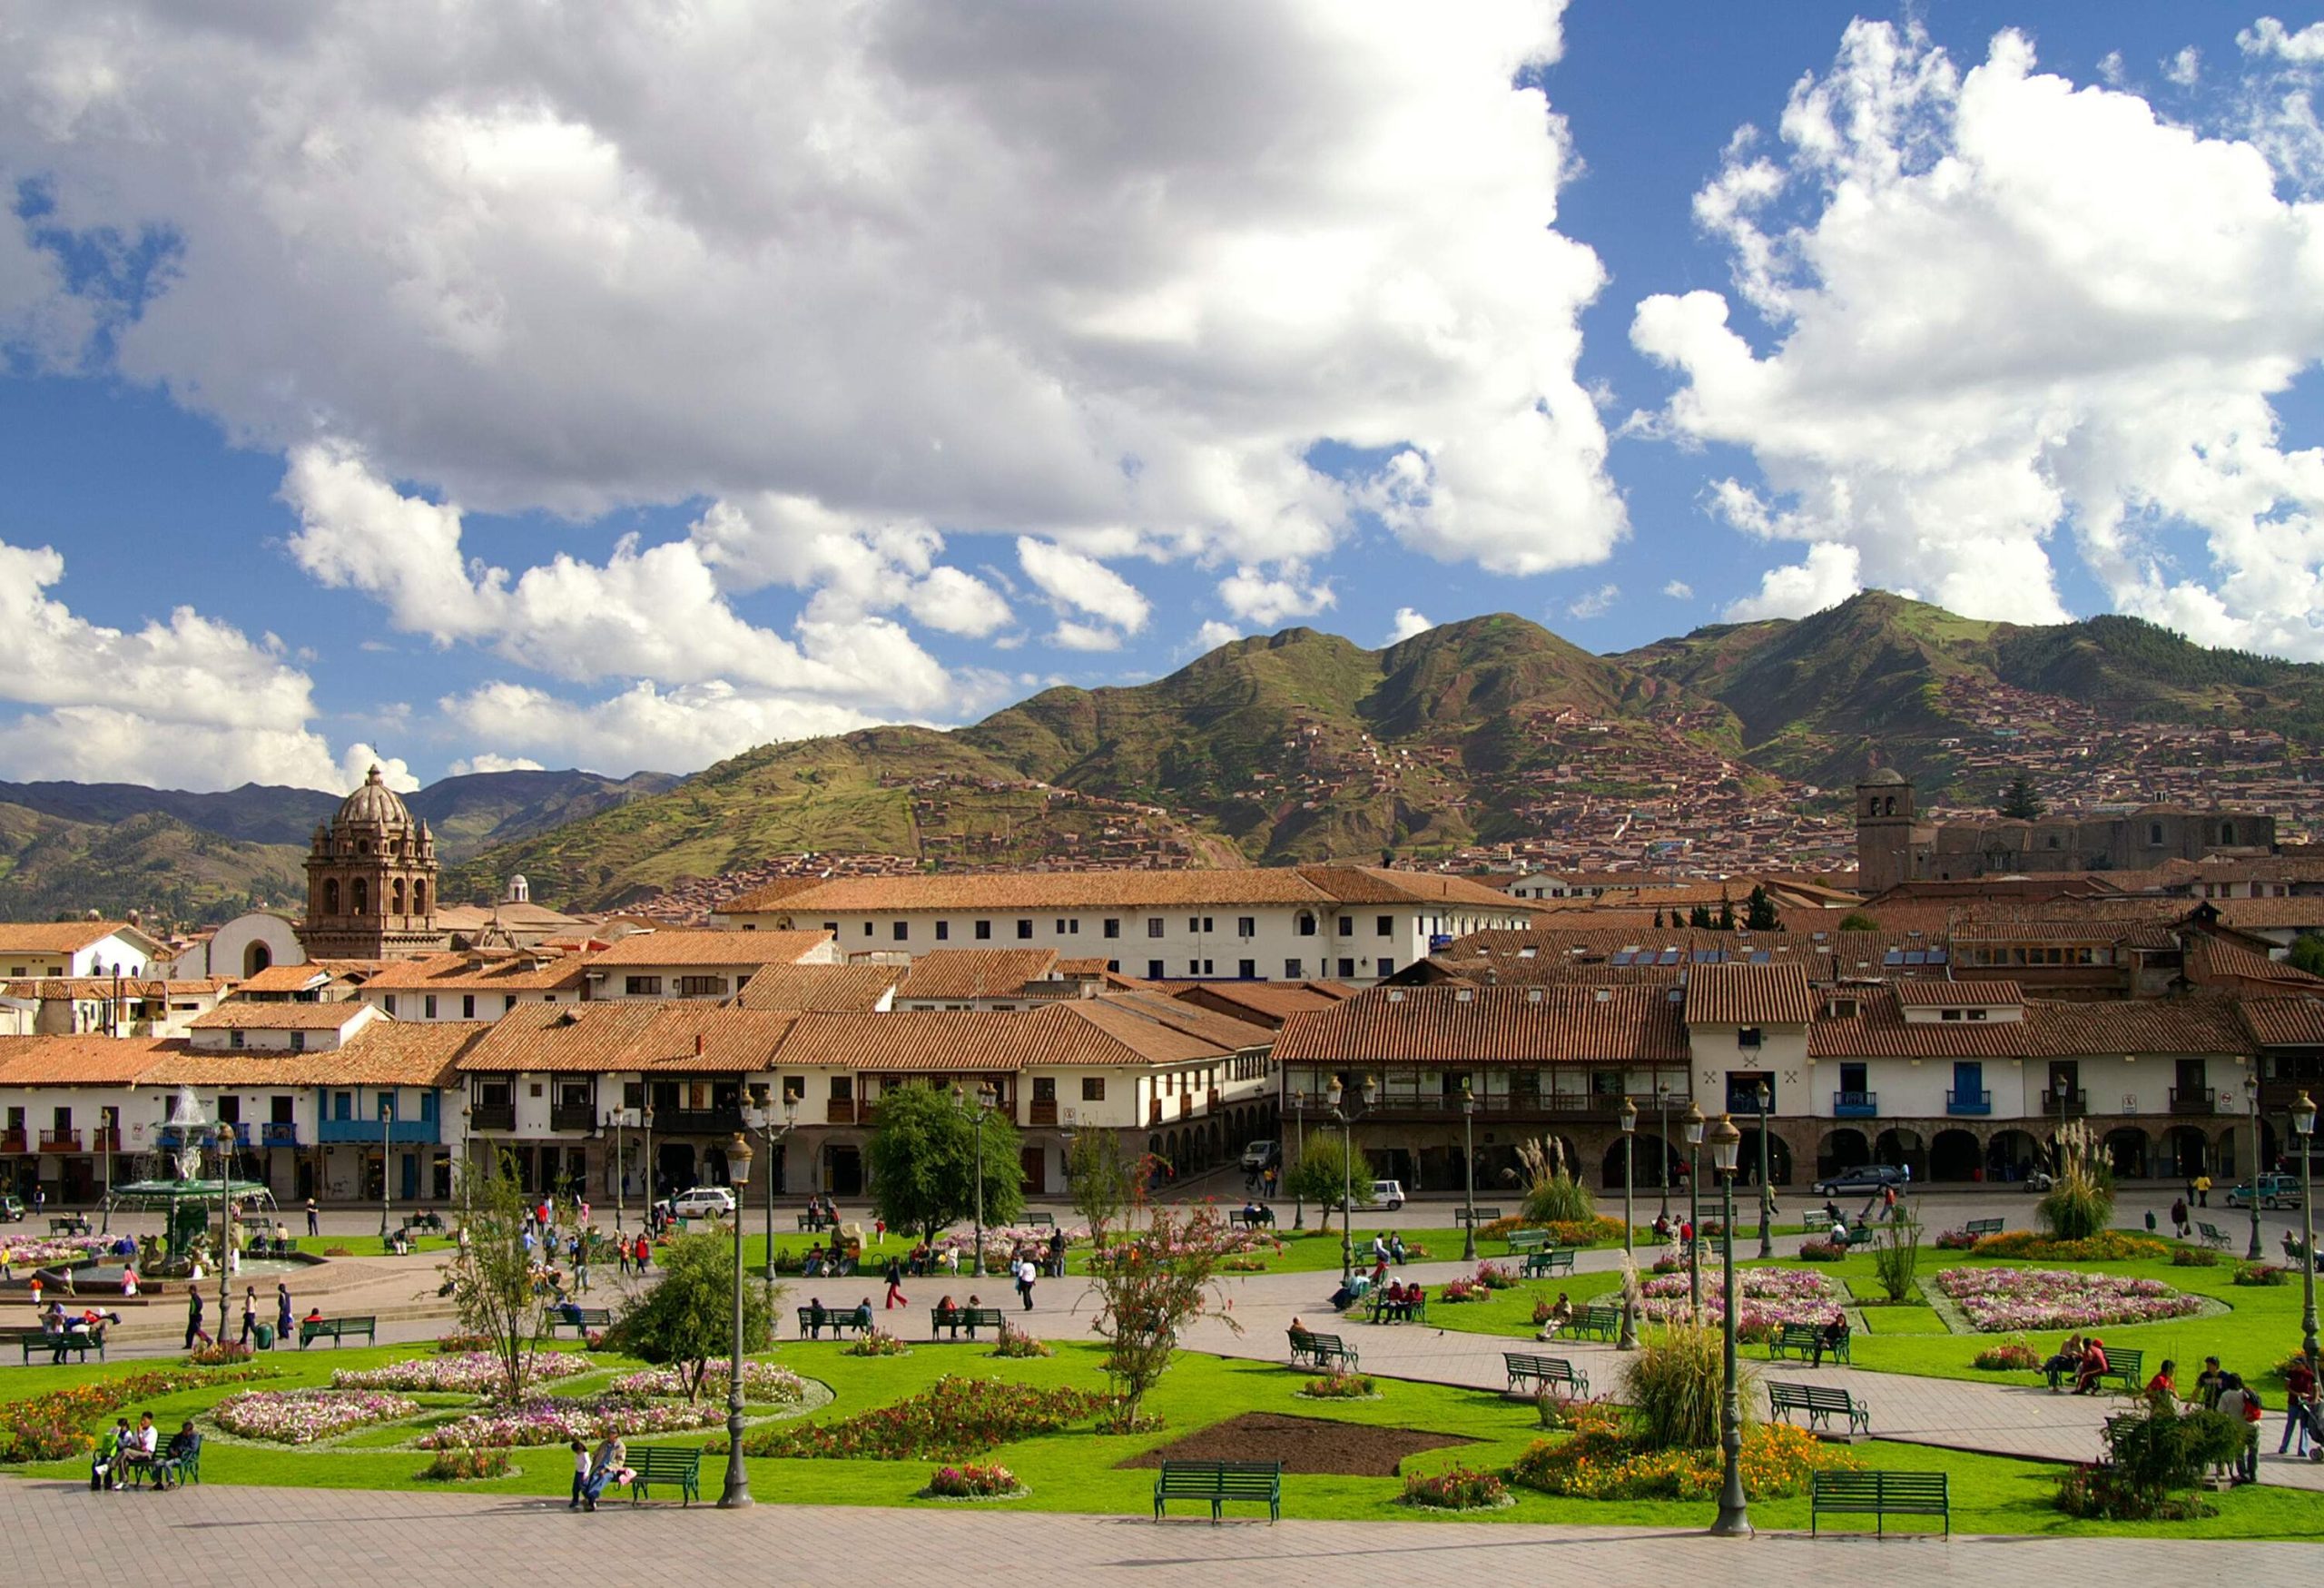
left=826, top=1099, right=858, bottom=1126
left=0, top=1129, right=25, bottom=1153
left=317, top=1118, right=441, bottom=1146
left=1353, top=1092, right=1644, bottom=1120
left=468, top=1103, right=517, bottom=1132
left=38, top=1129, right=81, bottom=1153
left=657, top=1108, right=743, bottom=1135
left=1945, top=1089, right=1992, bottom=1116
left=1027, top=1100, right=1059, bottom=1127
left=2168, top=1087, right=2217, bottom=1116
left=2041, top=1089, right=2089, bottom=1118
left=548, top=1103, right=598, bottom=1133
left=260, top=1122, right=300, bottom=1149
left=1832, top=1090, right=1878, bottom=1119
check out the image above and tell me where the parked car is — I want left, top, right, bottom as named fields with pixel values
left=0, top=1194, right=23, bottom=1223
left=1366, top=1179, right=1406, bottom=1211
left=1239, top=1139, right=1280, bottom=1173
left=1810, top=1163, right=1907, bottom=1198
left=667, top=1186, right=737, bottom=1218
left=2224, top=1173, right=2304, bottom=1211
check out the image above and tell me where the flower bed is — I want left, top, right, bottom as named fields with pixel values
left=3, top=1237, right=110, bottom=1267
left=1970, top=1231, right=2168, bottom=1263
left=1298, top=1372, right=1379, bottom=1399
left=1934, top=1267, right=2201, bottom=1332
left=1510, top=1402, right=1856, bottom=1500
left=606, top=1361, right=807, bottom=1401
left=1472, top=1261, right=1519, bottom=1291
left=332, top=1351, right=594, bottom=1396
left=415, top=1394, right=721, bottom=1450
left=987, top=1327, right=1053, bottom=1359
left=921, top=1461, right=1021, bottom=1499
left=212, top=1389, right=419, bottom=1445
left=188, top=1341, right=257, bottom=1366
left=2232, top=1262, right=2289, bottom=1287
left=1401, top=1465, right=1509, bottom=1511
left=2171, top=1248, right=2220, bottom=1267
left=419, top=1446, right=512, bottom=1482
left=0, top=1365, right=280, bottom=1463
left=1934, top=1228, right=1979, bottom=1251
left=845, top=1327, right=910, bottom=1357
left=435, top=1330, right=496, bottom=1353
left=742, top=1376, right=1109, bottom=1460
left=1973, top=1340, right=2041, bottom=1371
left=1795, top=1238, right=1847, bottom=1262
left=1636, top=1267, right=1839, bottom=1339
left=1478, top=1215, right=1628, bottom=1247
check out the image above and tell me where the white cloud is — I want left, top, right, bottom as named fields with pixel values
left=2241, top=18, right=2324, bottom=64
left=1661, top=580, right=1695, bottom=600
left=441, top=682, right=883, bottom=780
left=446, top=754, right=547, bottom=777
left=1634, top=21, right=2324, bottom=654
left=1193, top=620, right=1244, bottom=653
left=2165, top=46, right=2202, bottom=88
left=1564, top=583, right=1619, bottom=620
left=1016, top=538, right=1151, bottom=649
left=1384, top=607, right=1435, bottom=644
left=1725, top=544, right=1863, bottom=622
left=2, top=0, right=1624, bottom=612
left=1049, top=620, right=1128, bottom=654
left=1218, top=566, right=1334, bottom=628
left=338, top=745, right=421, bottom=794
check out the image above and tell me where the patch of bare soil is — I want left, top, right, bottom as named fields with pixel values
left=1120, top=1412, right=1476, bottom=1477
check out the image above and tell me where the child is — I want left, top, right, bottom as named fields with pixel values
left=568, top=1438, right=590, bottom=1510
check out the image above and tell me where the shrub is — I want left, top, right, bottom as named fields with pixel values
left=1973, top=1339, right=2042, bottom=1371
left=1437, top=1278, right=1484, bottom=1303
left=2232, top=1262, right=2289, bottom=1287
left=188, top=1341, right=255, bottom=1366
left=0, top=1364, right=281, bottom=1463
left=1621, top=1324, right=1740, bottom=1451
left=845, top=1327, right=911, bottom=1356
left=1934, top=1228, right=1978, bottom=1251
left=1871, top=1214, right=1923, bottom=1302
left=321, top=1246, right=355, bottom=1257
left=923, top=1462, right=1020, bottom=1499
left=1401, top=1465, right=1509, bottom=1511
left=1971, top=1230, right=2167, bottom=1262
left=435, top=1330, right=496, bottom=1353
left=743, top=1376, right=1109, bottom=1460
left=1650, top=1255, right=1686, bottom=1275
left=1478, top=1214, right=1627, bottom=1247
left=1794, top=1238, right=1847, bottom=1262
left=2170, top=1248, right=2219, bottom=1267
left=2056, top=1393, right=2247, bottom=1519
left=1472, top=1261, right=1518, bottom=1290
left=1300, top=1371, right=1379, bottom=1399
left=2036, top=1121, right=2115, bottom=1240
left=988, top=1326, right=1053, bottom=1359
left=1517, top=1136, right=1596, bottom=1227
left=418, top=1446, right=511, bottom=1482
left=1511, top=1415, right=1850, bottom=1500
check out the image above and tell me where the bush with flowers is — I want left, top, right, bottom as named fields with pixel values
left=846, top=1327, right=911, bottom=1356
left=1472, top=1261, right=1519, bottom=1291
left=1297, top=1371, right=1380, bottom=1400
left=1478, top=1215, right=1629, bottom=1248
left=415, top=1394, right=722, bottom=1450
left=212, top=1388, right=420, bottom=1445
left=434, top=1330, right=496, bottom=1353
left=1437, top=1277, right=1484, bottom=1304
left=921, top=1461, right=1023, bottom=1499
left=333, top=1351, right=593, bottom=1396
left=1794, top=1238, right=1847, bottom=1262
left=1401, top=1465, right=1510, bottom=1511
left=1973, top=1339, right=2043, bottom=1371
left=419, top=1446, right=512, bottom=1482
left=1970, top=1230, right=2167, bottom=1263
left=988, top=1326, right=1053, bottom=1359
left=188, top=1341, right=256, bottom=1366
left=2232, top=1261, right=2289, bottom=1287
left=0, top=1364, right=280, bottom=1464
left=1508, top=1399, right=1857, bottom=1500
left=741, top=1376, right=1108, bottom=1460
left=2170, top=1247, right=2220, bottom=1267
left=608, top=1361, right=807, bottom=1402
left=1934, top=1228, right=1980, bottom=1251
left=1934, top=1267, right=2201, bottom=1332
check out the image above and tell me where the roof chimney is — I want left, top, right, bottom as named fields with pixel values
left=694, top=1031, right=706, bottom=1055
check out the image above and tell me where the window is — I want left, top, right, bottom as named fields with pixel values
left=676, top=976, right=727, bottom=997
left=1016, top=919, right=1033, bottom=940
left=892, top=921, right=909, bottom=942
left=1285, top=958, right=1303, bottom=979
left=1147, top=917, right=1164, bottom=938
left=1238, top=960, right=1256, bottom=979
left=424, top=994, right=438, bottom=1019
left=976, top=920, right=992, bottom=941
left=1376, top=957, right=1394, bottom=976
left=1941, top=1008, right=1961, bottom=1021
left=830, top=1075, right=853, bottom=1101
left=333, top=1090, right=352, bottom=1120
left=624, top=976, right=662, bottom=996
left=1236, top=916, right=1256, bottom=939
left=1068, top=919, right=1079, bottom=934
left=862, top=922, right=873, bottom=936
left=1376, top=915, right=1393, bottom=937
left=1104, top=918, right=1120, bottom=939
left=230, top=1028, right=245, bottom=1049
left=1297, top=912, right=1316, bottom=937
left=382, top=994, right=397, bottom=1017
left=1737, top=1027, right=1762, bottom=1049
left=1081, top=1077, right=1106, bottom=1102
left=2150, top=822, right=2164, bottom=845
left=505, top=995, right=517, bottom=1015
left=351, top=878, right=369, bottom=914
left=822, top=922, right=837, bottom=935
left=1337, top=958, right=1355, bottom=978
left=1726, top=1072, right=1773, bottom=1113
left=1189, top=961, right=1202, bottom=976
left=290, top=1031, right=306, bottom=1053
left=1337, top=915, right=1353, bottom=936
left=935, top=921, right=950, bottom=942
left=1147, top=960, right=1165, bottom=980
left=461, top=994, right=476, bottom=1020
left=1967, top=1008, right=1986, bottom=1021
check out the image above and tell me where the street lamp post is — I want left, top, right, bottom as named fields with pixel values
left=1682, top=1100, right=1707, bottom=1316
left=718, top=1131, right=755, bottom=1509
left=1618, top=1096, right=1639, bottom=1351
left=216, top=1122, right=235, bottom=1342
left=642, top=1105, right=656, bottom=1224
left=2294, top=1090, right=2319, bottom=1382
left=743, top=1089, right=799, bottom=1302
left=604, top=1106, right=625, bottom=1237
left=379, top=1090, right=394, bottom=1241
left=1708, top=1112, right=1752, bottom=1539
left=1288, top=1091, right=1307, bottom=1230
left=1326, top=1076, right=1374, bottom=1285
left=459, top=1106, right=473, bottom=1228
left=1657, top=1083, right=1672, bottom=1220
left=1460, top=1081, right=1479, bottom=1263
left=956, top=1082, right=998, bottom=1277
left=2247, top=1080, right=2265, bottom=1262
left=1755, top=1080, right=1775, bottom=1260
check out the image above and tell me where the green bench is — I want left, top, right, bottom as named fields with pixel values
left=796, top=1307, right=873, bottom=1339
left=2196, top=1221, right=2230, bottom=1251
left=48, top=1215, right=92, bottom=1236
left=547, top=1306, right=612, bottom=1336
left=298, top=1315, right=378, bottom=1348
left=124, top=1434, right=202, bottom=1490
left=1521, top=1249, right=1574, bottom=1278
left=930, top=1305, right=1007, bottom=1340
left=1842, top=1224, right=1876, bottom=1248
left=1810, top=1469, right=1948, bottom=1536
left=625, top=1445, right=703, bottom=1505
left=1768, top=1321, right=1850, bottom=1365
left=2086, top=1346, right=2144, bottom=1395
left=1506, top=1228, right=1549, bottom=1256
left=1503, top=1352, right=1588, bottom=1398
left=10, top=1326, right=106, bottom=1364
left=1152, top=1459, right=1282, bottom=1524
left=1366, top=1289, right=1427, bottom=1325
left=1769, top=1381, right=1869, bottom=1438
left=1286, top=1327, right=1358, bottom=1371
left=1566, top=1298, right=1622, bottom=1342
left=1023, top=1212, right=1056, bottom=1229
left=1454, top=1207, right=1504, bottom=1228
left=1964, top=1218, right=2004, bottom=1239
left=1227, top=1208, right=1276, bottom=1229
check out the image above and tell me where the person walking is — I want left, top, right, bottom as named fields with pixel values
left=2282, top=1356, right=2319, bottom=1458
left=882, top=1257, right=907, bottom=1310
left=305, top=1197, right=319, bottom=1237
left=616, top=1236, right=631, bottom=1278
left=275, top=1282, right=292, bottom=1350
left=182, top=1288, right=207, bottom=1353
left=1014, top=1252, right=1036, bottom=1311
left=237, top=1286, right=257, bottom=1347
left=2195, top=1173, right=2212, bottom=1208
left=2170, top=1196, right=2190, bottom=1240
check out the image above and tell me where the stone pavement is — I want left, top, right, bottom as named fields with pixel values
left=0, top=1480, right=2317, bottom=1588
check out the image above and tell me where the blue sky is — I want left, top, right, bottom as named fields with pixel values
left=2, top=3, right=2320, bottom=790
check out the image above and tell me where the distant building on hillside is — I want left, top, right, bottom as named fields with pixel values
left=1854, top=766, right=2274, bottom=893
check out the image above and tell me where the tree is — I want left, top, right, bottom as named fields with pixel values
left=2290, top=933, right=2324, bottom=978
left=1871, top=1208, right=1922, bottom=1302
left=1687, top=902, right=1714, bottom=930
left=441, top=1149, right=562, bottom=1405
left=1743, top=884, right=1779, bottom=932
left=604, top=1230, right=775, bottom=1402
left=1285, top=1129, right=1371, bottom=1211
left=1086, top=1203, right=1242, bottom=1427
left=2000, top=774, right=2044, bottom=820
left=1837, top=911, right=1879, bottom=932
left=1716, top=891, right=1735, bottom=932
left=1067, top=1129, right=1138, bottom=1252
left=867, top=1082, right=1026, bottom=1247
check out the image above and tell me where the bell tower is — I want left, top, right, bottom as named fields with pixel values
left=297, top=765, right=446, bottom=961
left=1854, top=767, right=1917, bottom=893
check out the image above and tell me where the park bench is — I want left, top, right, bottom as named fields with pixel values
left=1023, top=1212, right=1056, bottom=1229
left=1503, top=1352, right=1589, bottom=1398
left=796, top=1307, right=874, bottom=1340
left=298, top=1315, right=378, bottom=1348
left=1809, top=1469, right=1948, bottom=1537
left=1227, top=1208, right=1277, bottom=1229
left=1365, top=1289, right=1428, bottom=1325
left=2085, top=1346, right=2144, bottom=1396
left=1769, top=1381, right=1869, bottom=1438
left=1152, top=1459, right=1282, bottom=1524
left=1505, top=1228, right=1549, bottom=1256
left=8, top=1325, right=106, bottom=1364
left=1768, top=1321, right=1851, bottom=1365
left=1521, top=1249, right=1574, bottom=1279
left=2196, top=1221, right=2230, bottom=1251
left=1964, top=1218, right=2004, bottom=1239
left=546, top=1306, right=613, bottom=1336
left=1842, top=1224, right=1876, bottom=1248
left=929, top=1305, right=1007, bottom=1340
left=1566, top=1298, right=1623, bottom=1342
left=48, top=1215, right=91, bottom=1236
left=625, top=1445, right=704, bottom=1506
left=796, top=1210, right=835, bottom=1231
left=123, top=1434, right=202, bottom=1490
left=1453, top=1207, right=1504, bottom=1228
left=1286, top=1327, right=1358, bottom=1371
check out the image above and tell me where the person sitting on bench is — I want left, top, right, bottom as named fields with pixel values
left=1328, top=1276, right=1360, bottom=1311
left=805, top=1297, right=828, bottom=1338
left=1388, top=1232, right=1407, bottom=1265
left=1810, top=1308, right=1849, bottom=1366
left=2042, top=1334, right=2087, bottom=1391
left=852, top=1297, right=874, bottom=1332
left=2073, top=1336, right=2111, bottom=1396
left=90, top=1418, right=131, bottom=1491
left=1536, top=1292, right=1574, bottom=1341
left=154, top=1421, right=198, bottom=1490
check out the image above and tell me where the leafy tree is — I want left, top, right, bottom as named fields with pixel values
left=1086, top=1204, right=1243, bottom=1427
left=2001, top=774, right=2044, bottom=820
left=1716, top=892, right=1736, bottom=931
left=442, top=1150, right=562, bottom=1404
left=867, top=1082, right=1025, bottom=1248
left=1743, top=884, right=1779, bottom=932
left=1285, top=1129, right=1371, bottom=1212
left=1651, top=908, right=1666, bottom=930
left=1687, top=902, right=1714, bottom=930
left=604, top=1230, right=776, bottom=1402
left=1837, top=911, right=1879, bottom=932
left=2290, top=933, right=2324, bottom=978
left=1067, top=1129, right=1138, bottom=1252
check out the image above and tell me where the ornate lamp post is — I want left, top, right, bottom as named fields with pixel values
left=743, top=1089, right=799, bottom=1304
left=1707, top=1112, right=1751, bottom=1539
left=1755, top=1080, right=1775, bottom=1260
left=1682, top=1100, right=1707, bottom=1316
left=718, top=1131, right=754, bottom=1509
left=2247, top=1079, right=2265, bottom=1262
left=642, top=1104, right=656, bottom=1222
left=1618, top=1096, right=1639, bottom=1351
left=1656, top=1082, right=1673, bottom=1220
left=955, top=1082, right=998, bottom=1277
left=603, top=1104, right=625, bottom=1237
left=1288, top=1090, right=1307, bottom=1231
left=216, top=1122, right=235, bottom=1337
left=1325, top=1076, right=1374, bottom=1285
left=2295, top=1090, right=2319, bottom=1381
left=379, top=1090, right=395, bottom=1241
left=1460, top=1080, right=1479, bottom=1262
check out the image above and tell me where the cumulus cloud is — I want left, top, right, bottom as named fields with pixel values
left=446, top=753, right=547, bottom=777
left=1564, top=583, right=1619, bottom=620
left=1016, top=538, right=1152, bottom=649
left=1661, top=580, right=1695, bottom=600
left=1218, top=566, right=1334, bottom=628
left=2241, top=18, right=2324, bottom=64
left=1724, top=544, right=1863, bottom=622
left=1384, top=607, right=1435, bottom=645
left=1633, top=21, right=2324, bottom=654
left=1193, top=620, right=1245, bottom=653
left=441, top=682, right=883, bottom=780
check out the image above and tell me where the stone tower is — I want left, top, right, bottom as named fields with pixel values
left=297, top=765, right=446, bottom=961
left=1854, top=767, right=1918, bottom=893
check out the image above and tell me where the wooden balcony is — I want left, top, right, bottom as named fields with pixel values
left=2168, top=1087, right=2217, bottom=1116
left=2040, top=1089, right=2089, bottom=1119
left=91, top=1126, right=121, bottom=1152
left=468, top=1103, right=517, bottom=1132
left=1027, top=1100, right=1059, bottom=1127
left=0, top=1129, right=27, bottom=1153
left=38, top=1129, right=81, bottom=1153
left=548, top=1104, right=598, bottom=1133
left=826, top=1099, right=858, bottom=1126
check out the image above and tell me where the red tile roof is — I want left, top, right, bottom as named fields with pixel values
left=1685, top=963, right=1816, bottom=1025
left=586, top=930, right=833, bottom=968
left=732, top=963, right=905, bottom=1011
left=1274, top=985, right=1689, bottom=1065
left=1894, top=980, right=2024, bottom=1007
left=895, top=949, right=1062, bottom=1001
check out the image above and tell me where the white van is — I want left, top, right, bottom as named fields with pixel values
left=1367, top=1179, right=1406, bottom=1211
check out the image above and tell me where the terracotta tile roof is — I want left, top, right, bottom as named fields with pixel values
left=2239, top=997, right=2324, bottom=1047
left=732, top=963, right=905, bottom=1011
left=143, top=1022, right=491, bottom=1088
left=1170, top=981, right=1354, bottom=1026
left=187, top=1001, right=375, bottom=1031
left=0, top=978, right=217, bottom=1001
left=1810, top=991, right=2250, bottom=1060
left=586, top=930, right=833, bottom=969
left=0, top=921, right=142, bottom=955
left=2213, top=899, right=2324, bottom=931
left=0, top=1035, right=181, bottom=1085
left=457, top=1004, right=800, bottom=1075
left=723, top=866, right=1542, bottom=916
left=2186, top=940, right=2324, bottom=990
left=770, top=1004, right=1250, bottom=1071
left=714, top=876, right=830, bottom=912
left=1274, top=985, right=1690, bottom=1065
left=1685, top=962, right=1816, bottom=1025
left=895, top=949, right=1061, bottom=1001
left=1077, top=990, right=1275, bottom=1052
left=234, top=963, right=354, bottom=995
left=358, top=949, right=596, bottom=993
left=1894, top=980, right=2025, bottom=1006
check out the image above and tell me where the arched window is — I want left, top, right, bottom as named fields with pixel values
left=391, top=878, right=406, bottom=915
left=1866, top=797, right=1878, bottom=815
left=413, top=881, right=427, bottom=916
left=1883, top=796, right=1896, bottom=816
left=2220, top=821, right=2235, bottom=845
left=352, top=878, right=369, bottom=914
left=323, top=879, right=340, bottom=915
left=244, top=942, right=272, bottom=977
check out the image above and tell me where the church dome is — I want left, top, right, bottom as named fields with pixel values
left=1862, top=767, right=1906, bottom=785
left=334, top=764, right=416, bottom=829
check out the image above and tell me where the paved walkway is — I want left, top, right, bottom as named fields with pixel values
left=0, top=1482, right=2316, bottom=1587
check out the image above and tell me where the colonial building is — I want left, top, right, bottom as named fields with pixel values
left=299, top=766, right=449, bottom=962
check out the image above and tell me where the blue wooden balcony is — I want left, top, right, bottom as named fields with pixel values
left=1946, top=1089, right=1993, bottom=1116
left=1831, top=1090, right=1878, bottom=1119
left=316, top=1118, right=439, bottom=1146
